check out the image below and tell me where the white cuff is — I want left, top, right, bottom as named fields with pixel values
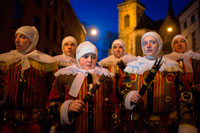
left=178, top=124, right=197, bottom=133
left=124, top=91, right=136, bottom=110
left=60, top=100, right=74, bottom=125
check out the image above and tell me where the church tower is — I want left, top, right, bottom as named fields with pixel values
left=159, top=0, right=179, bottom=54
left=117, top=0, right=145, bottom=54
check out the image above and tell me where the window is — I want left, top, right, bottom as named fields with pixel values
left=183, top=21, right=187, bottom=29
left=60, top=27, right=64, bottom=44
left=61, top=9, right=65, bottom=20
left=45, top=14, right=50, bottom=38
left=34, top=16, right=41, bottom=44
left=14, top=0, right=24, bottom=19
left=124, top=15, right=130, bottom=28
left=54, top=0, right=58, bottom=12
left=191, top=14, right=196, bottom=24
left=53, top=20, right=57, bottom=42
left=46, top=0, right=53, bottom=8
left=34, top=16, right=41, bottom=33
left=136, top=36, right=143, bottom=56
left=34, top=0, right=42, bottom=7
left=192, top=31, right=196, bottom=50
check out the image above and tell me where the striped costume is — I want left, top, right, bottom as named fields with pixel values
left=123, top=71, right=178, bottom=113
left=122, top=56, right=196, bottom=132
left=164, top=51, right=200, bottom=84
left=0, top=50, right=57, bottom=133
left=165, top=50, right=200, bottom=130
left=47, top=65, right=113, bottom=133
left=98, top=53, right=136, bottom=132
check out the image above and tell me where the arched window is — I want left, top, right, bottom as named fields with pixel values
left=136, top=36, right=143, bottom=56
left=124, top=15, right=130, bottom=28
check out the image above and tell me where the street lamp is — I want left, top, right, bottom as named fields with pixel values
left=167, top=27, right=173, bottom=32
left=164, top=26, right=173, bottom=54
left=90, top=28, right=97, bottom=36
left=85, top=27, right=99, bottom=43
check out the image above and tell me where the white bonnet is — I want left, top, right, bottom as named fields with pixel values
left=16, top=26, right=39, bottom=54
left=111, top=39, right=125, bottom=52
left=76, top=41, right=98, bottom=62
left=61, top=36, right=77, bottom=53
left=141, top=31, right=163, bottom=59
left=171, top=35, right=188, bottom=52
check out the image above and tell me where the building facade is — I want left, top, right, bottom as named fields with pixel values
left=117, top=0, right=146, bottom=56
left=117, top=0, right=181, bottom=56
left=177, top=0, right=200, bottom=53
left=0, top=0, right=86, bottom=55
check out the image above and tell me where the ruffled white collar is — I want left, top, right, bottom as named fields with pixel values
left=124, top=56, right=182, bottom=75
left=164, top=51, right=200, bottom=61
left=55, top=65, right=113, bottom=97
left=98, top=53, right=137, bottom=67
left=53, top=53, right=76, bottom=66
left=164, top=51, right=200, bottom=73
left=0, top=50, right=55, bottom=71
left=184, top=50, right=200, bottom=60
left=55, top=65, right=114, bottom=77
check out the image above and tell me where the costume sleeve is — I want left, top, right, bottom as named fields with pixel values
left=47, top=75, right=75, bottom=125
left=48, top=75, right=75, bottom=103
left=0, top=62, right=8, bottom=107
left=60, top=100, right=74, bottom=125
left=120, top=72, right=136, bottom=110
left=47, top=76, right=65, bottom=103
left=46, top=71, right=56, bottom=93
left=124, top=91, right=137, bottom=110
left=175, top=72, right=197, bottom=132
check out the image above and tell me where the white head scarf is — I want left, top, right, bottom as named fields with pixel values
left=15, top=26, right=39, bottom=54
left=0, top=26, right=55, bottom=71
left=111, top=39, right=125, bottom=53
left=61, top=36, right=77, bottom=53
left=98, top=39, right=136, bottom=73
left=164, top=35, right=193, bottom=73
left=76, top=41, right=98, bottom=67
left=141, top=31, right=163, bottom=60
left=55, top=41, right=113, bottom=98
left=171, top=35, right=188, bottom=52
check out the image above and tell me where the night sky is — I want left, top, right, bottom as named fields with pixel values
left=70, top=0, right=192, bottom=60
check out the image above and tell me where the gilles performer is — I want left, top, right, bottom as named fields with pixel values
left=121, top=32, right=197, bottom=132
left=98, top=39, right=136, bottom=132
left=47, top=41, right=113, bottom=133
left=53, top=36, right=77, bottom=69
left=0, top=26, right=57, bottom=133
left=164, top=34, right=200, bottom=131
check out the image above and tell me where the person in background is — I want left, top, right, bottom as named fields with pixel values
left=0, top=26, right=57, bottom=133
left=53, top=36, right=77, bottom=69
left=121, top=31, right=197, bottom=132
left=164, top=34, right=200, bottom=131
left=98, top=39, right=137, bottom=132
left=47, top=41, right=113, bottom=132
left=98, top=39, right=136, bottom=73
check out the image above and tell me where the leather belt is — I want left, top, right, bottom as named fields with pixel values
left=143, top=111, right=178, bottom=127
left=13, top=109, right=40, bottom=123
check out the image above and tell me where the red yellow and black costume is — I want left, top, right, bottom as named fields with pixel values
left=0, top=26, right=57, bottom=133
left=47, top=41, right=113, bottom=133
left=165, top=34, right=200, bottom=131
left=122, top=32, right=197, bottom=132
left=47, top=65, right=113, bottom=133
left=0, top=50, right=57, bottom=133
left=98, top=39, right=137, bottom=132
